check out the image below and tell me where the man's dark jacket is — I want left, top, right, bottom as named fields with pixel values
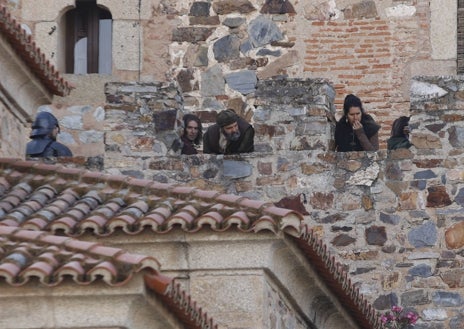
left=203, top=118, right=254, bottom=154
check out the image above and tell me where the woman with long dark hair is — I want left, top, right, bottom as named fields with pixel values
left=387, top=116, right=413, bottom=150
left=181, top=114, right=203, bottom=155
left=334, top=94, right=380, bottom=152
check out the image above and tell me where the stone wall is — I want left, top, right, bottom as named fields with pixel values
left=0, top=99, right=26, bottom=158
left=102, top=78, right=335, bottom=177
left=2, top=0, right=458, bottom=155
left=96, top=76, right=464, bottom=328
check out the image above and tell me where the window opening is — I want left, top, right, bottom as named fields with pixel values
left=458, top=0, right=464, bottom=73
left=65, top=0, right=112, bottom=74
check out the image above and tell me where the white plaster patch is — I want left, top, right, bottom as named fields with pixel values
left=347, top=162, right=380, bottom=187
left=410, top=80, right=448, bottom=100
left=385, top=4, right=416, bottom=17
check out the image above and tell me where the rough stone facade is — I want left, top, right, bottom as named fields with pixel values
left=94, top=76, right=464, bottom=329
left=0, top=0, right=458, bottom=154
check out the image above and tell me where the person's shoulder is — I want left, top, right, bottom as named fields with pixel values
left=205, top=123, right=219, bottom=133
left=52, top=141, right=73, bottom=156
left=237, top=117, right=253, bottom=128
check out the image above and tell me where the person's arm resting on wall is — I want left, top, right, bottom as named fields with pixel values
left=354, top=128, right=379, bottom=151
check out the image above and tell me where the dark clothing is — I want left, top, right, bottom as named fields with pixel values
left=181, top=135, right=198, bottom=155
left=335, top=114, right=380, bottom=152
left=26, top=137, right=73, bottom=158
left=203, top=118, right=254, bottom=154
left=387, top=136, right=413, bottom=150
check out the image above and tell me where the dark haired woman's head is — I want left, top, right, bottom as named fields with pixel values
left=391, top=116, right=410, bottom=138
left=343, top=94, right=364, bottom=116
left=183, top=114, right=202, bottom=144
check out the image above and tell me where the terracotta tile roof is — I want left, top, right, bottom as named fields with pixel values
left=0, top=5, right=72, bottom=96
left=292, top=226, right=384, bottom=329
left=0, top=158, right=384, bottom=329
left=0, top=225, right=217, bottom=329
left=0, top=159, right=303, bottom=236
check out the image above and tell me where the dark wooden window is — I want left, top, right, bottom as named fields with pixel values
left=458, top=0, right=464, bottom=73
left=65, top=0, right=112, bottom=74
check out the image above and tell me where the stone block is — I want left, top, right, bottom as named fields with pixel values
left=113, top=20, right=140, bottom=71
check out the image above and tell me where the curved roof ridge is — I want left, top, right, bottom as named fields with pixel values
left=291, top=225, right=385, bottom=329
left=0, top=226, right=219, bottom=329
left=0, top=5, right=72, bottom=96
left=145, top=272, right=218, bottom=329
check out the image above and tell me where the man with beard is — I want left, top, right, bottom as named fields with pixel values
left=26, top=111, right=73, bottom=158
left=203, top=109, right=254, bottom=154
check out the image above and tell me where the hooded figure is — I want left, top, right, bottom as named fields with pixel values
left=26, top=111, right=73, bottom=158
left=387, top=116, right=413, bottom=150
left=203, top=109, right=254, bottom=154
left=335, top=94, right=380, bottom=152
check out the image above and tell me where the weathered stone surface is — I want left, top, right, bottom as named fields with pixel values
left=177, top=69, right=196, bottom=92
left=379, top=212, right=401, bottom=225
left=189, top=16, right=220, bottom=25
left=153, top=109, right=178, bottom=132
left=212, top=0, right=256, bottom=15
left=331, top=234, right=356, bottom=246
left=213, top=35, right=241, bottom=62
left=225, top=70, right=257, bottom=95
left=223, top=17, right=246, bottom=28
left=256, top=48, right=281, bottom=57
left=445, top=221, right=464, bottom=249
left=385, top=161, right=403, bottom=180
left=172, top=27, right=215, bottom=43
left=338, top=159, right=362, bottom=172
left=408, top=264, right=433, bottom=278
left=450, top=314, right=464, bottom=329
left=304, top=0, right=339, bottom=20
left=274, top=194, right=309, bottom=215
left=410, top=80, right=448, bottom=101
left=432, top=291, right=463, bottom=307
left=260, top=0, right=296, bottom=14
left=401, top=289, right=430, bottom=306
left=373, top=293, right=398, bottom=310
left=223, top=160, right=253, bottom=179
left=344, top=0, right=377, bottom=19
left=399, top=191, right=418, bottom=210
left=346, top=162, right=379, bottom=186
left=425, top=123, right=446, bottom=133
left=200, top=65, right=225, bottom=96
left=194, top=45, right=209, bottom=67
left=365, top=226, right=387, bottom=246
left=310, top=192, right=333, bottom=210
left=441, top=269, right=464, bottom=288
left=408, top=221, right=438, bottom=248
left=427, top=185, right=452, bottom=208
left=248, top=15, right=283, bottom=48
left=411, top=133, right=442, bottom=149
left=414, top=169, right=437, bottom=180
left=189, top=2, right=211, bottom=16
left=257, top=50, right=299, bottom=80
left=448, top=126, right=464, bottom=147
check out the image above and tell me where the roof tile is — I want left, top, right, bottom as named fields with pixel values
left=0, top=159, right=383, bottom=329
left=0, top=6, right=71, bottom=96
